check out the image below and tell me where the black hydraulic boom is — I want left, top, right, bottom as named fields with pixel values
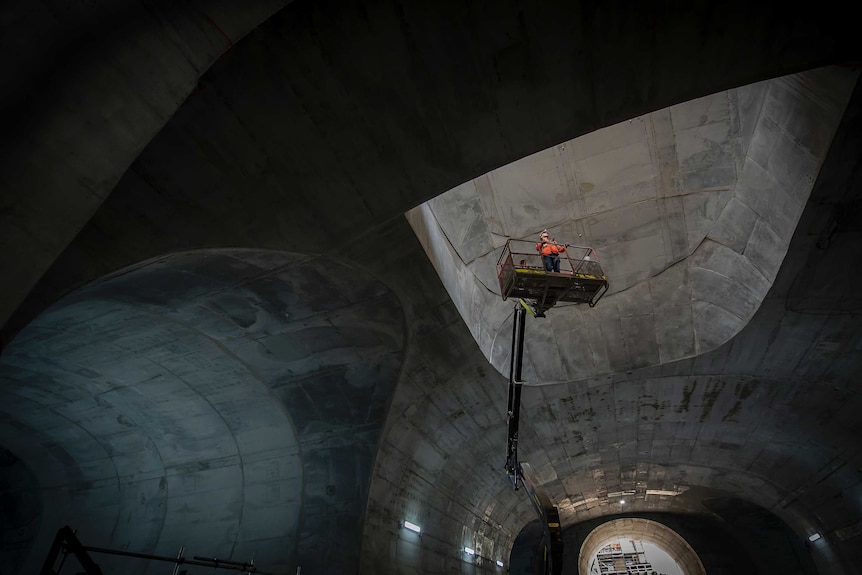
left=504, top=300, right=528, bottom=487
left=504, top=300, right=563, bottom=575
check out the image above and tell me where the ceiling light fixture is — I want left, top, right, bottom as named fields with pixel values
left=808, top=533, right=822, bottom=542
left=464, top=546, right=475, bottom=555
left=403, top=520, right=421, bottom=533
left=607, top=490, right=636, bottom=497
left=645, top=489, right=679, bottom=496
left=496, top=560, right=504, bottom=567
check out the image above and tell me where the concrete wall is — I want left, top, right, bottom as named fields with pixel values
left=1, top=249, right=405, bottom=574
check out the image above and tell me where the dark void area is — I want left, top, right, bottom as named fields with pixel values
left=509, top=519, right=547, bottom=575
left=0, top=447, right=41, bottom=575
left=702, top=497, right=817, bottom=575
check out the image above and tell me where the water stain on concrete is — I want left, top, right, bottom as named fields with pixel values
left=700, top=379, right=726, bottom=422
left=722, top=379, right=759, bottom=422
left=678, top=379, right=697, bottom=413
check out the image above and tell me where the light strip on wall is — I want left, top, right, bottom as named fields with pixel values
left=403, top=521, right=421, bottom=533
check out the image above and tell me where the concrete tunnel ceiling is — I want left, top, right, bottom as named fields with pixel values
left=408, top=65, right=858, bottom=384
left=0, top=250, right=406, bottom=574
left=1, top=1, right=862, bottom=574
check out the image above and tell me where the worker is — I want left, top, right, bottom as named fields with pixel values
left=535, top=229, right=568, bottom=272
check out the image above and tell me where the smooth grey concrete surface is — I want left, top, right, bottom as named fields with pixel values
left=1, top=249, right=404, bottom=574
left=408, top=66, right=858, bottom=384
left=1, top=2, right=862, bottom=575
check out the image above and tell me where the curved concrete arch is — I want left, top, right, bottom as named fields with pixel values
left=0, top=387, right=135, bottom=573
left=362, top=304, right=843, bottom=570
left=0, top=0, right=294, bottom=331
left=3, top=302, right=300, bottom=574
left=515, top=367, right=861, bottom=534
left=408, top=65, right=859, bottom=384
left=579, top=518, right=704, bottom=575
left=360, top=365, right=519, bottom=570
left=0, top=248, right=406, bottom=574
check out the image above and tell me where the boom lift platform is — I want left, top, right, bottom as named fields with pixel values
left=499, top=238, right=608, bottom=575
left=496, top=239, right=608, bottom=317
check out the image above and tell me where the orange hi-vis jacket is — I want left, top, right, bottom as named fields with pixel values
left=536, top=241, right=566, bottom=256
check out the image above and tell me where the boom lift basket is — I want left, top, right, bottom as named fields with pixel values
left=496, top=239, right=608, bottom=311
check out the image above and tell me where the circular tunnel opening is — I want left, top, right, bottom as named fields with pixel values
left=578, top=518, right=704, bottom=575
left=586, top=539, right=683, bottom=575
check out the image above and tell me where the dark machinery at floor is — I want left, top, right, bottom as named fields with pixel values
left=41, top=525, right=271, bottom=575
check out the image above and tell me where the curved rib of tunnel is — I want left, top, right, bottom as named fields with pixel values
left=0, top=249, right=407, bottom=574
